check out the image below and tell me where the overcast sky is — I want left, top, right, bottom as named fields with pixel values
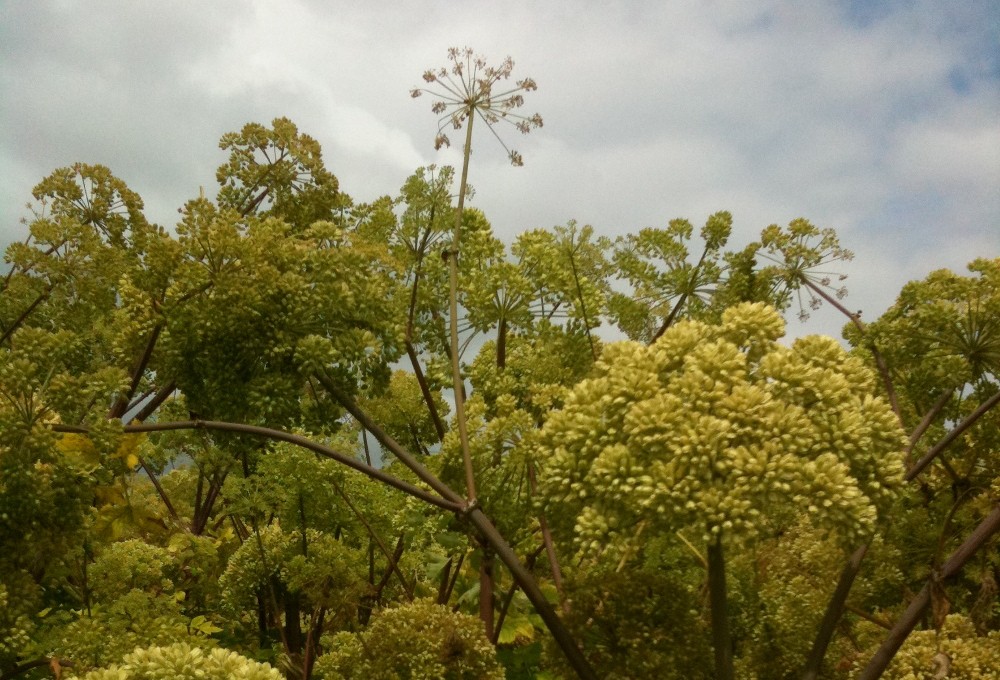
left=2, top=0, right=998, bottom=339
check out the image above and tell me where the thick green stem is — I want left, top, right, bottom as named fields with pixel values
left=801, top=543, right=869, bottom=679
left=450, top=114, right=477, bottom=501
left=707, top=537, right=734, bottom=680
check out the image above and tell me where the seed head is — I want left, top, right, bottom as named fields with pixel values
left=412, top=46, right=542, bottom=166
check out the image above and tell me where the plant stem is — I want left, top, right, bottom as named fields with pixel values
left=708, top=537, right=734, bottom=680
left=449, top=114, right=478, bottom=501
left=0, top=289, right=50, bottom=346
left=330, top=477, right=413, bottom=597
left=527, top=462, right=564, bottom=598
left=405, top=246, right=446, bottom=439
left=802, top=543, right=869, bottom=679
left=108, top=323, right=162, bottom=419
left=52, top=420, right=463, bottom=513
left=905, top=390, right=953, bottom=465
left=480, top=542, right=495, bottom=640
left=406, top=340, right=446, bottom=440
left=653, top=244, right=709, bottom=341
left=465, top=505, right=598, bottom=680
left=565, top=229, right=598, bottom=360
left=51, top=407, right=598, bottom=679
left=315, top=371, right=464, bottom=506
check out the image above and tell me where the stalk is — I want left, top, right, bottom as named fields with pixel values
left=707, top=537, right=734, bottom=680
left=801, top=543, right=869, bottom=679
left=449, top=114, right=478, bottom=501
left=905, top=389, right=1000, bottom=481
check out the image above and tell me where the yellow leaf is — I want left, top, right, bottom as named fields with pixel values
left=56, top=433, right=100, bottom=470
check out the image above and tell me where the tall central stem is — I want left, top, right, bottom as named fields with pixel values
left=449, top=111, right=477, bottom=501
left=708, top=536, right=734, bottom=680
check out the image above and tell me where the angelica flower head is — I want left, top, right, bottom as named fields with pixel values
left=411, top=46, right=542, bottom=166
left=759, top=218, right=854, bottom=321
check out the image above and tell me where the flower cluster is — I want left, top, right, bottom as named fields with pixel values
left=759, top=219, right=854, bottom=321
left=313, top=600, right=504, bottom=679
left=411, top=46, right=542, bottom=166
left=75, top=642, right=282, bottom=680
left=536, top=302, right=906, bottom=552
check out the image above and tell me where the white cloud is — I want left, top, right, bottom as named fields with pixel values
left=2, top=0, right=997, bottom=338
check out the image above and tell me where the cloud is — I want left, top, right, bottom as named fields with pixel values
left=2, top=0, right=996, bottom=334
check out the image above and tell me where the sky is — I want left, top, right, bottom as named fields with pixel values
left=2, top=0, right=998, bottom=340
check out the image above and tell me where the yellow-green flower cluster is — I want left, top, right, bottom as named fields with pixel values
left=0, top=585, right=33, bottom=668
left=89, top=540, right=174, bottom=601
left=313, top=600, right=504, bottom=679
left=73, top=642, right=282, bottom=680
left=537, top=302, right=906, bottom=551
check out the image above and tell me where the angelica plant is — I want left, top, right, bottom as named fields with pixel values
left=535, top=302, right=907, bottom=678
left=412, top=46, right=542, bottom=502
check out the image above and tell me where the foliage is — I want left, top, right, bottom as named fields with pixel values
left=542, top=540, right=714, bottom=679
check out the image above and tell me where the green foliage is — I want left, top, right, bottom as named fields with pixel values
left=730, top=520, right=848, bottom=677
left=542, top=543, right=713, bottom=679
left=758, top=217, right=854, bottom=321
left=216, top=117, right=340, bottom=230
left=160, top=201, right=401, bottom=424
left=0, top=584, right=35, bottom=671
left=219, top=524, right=366, bottom=619
left=608, top=214, right=858, bottom=341
left=361, top=370, right=449, bottom=455
left=608, top=212, right=732, bottom=340
left=849, top=258, right=1000, bottom=404
left=51, top=591, right=200, bottom=670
